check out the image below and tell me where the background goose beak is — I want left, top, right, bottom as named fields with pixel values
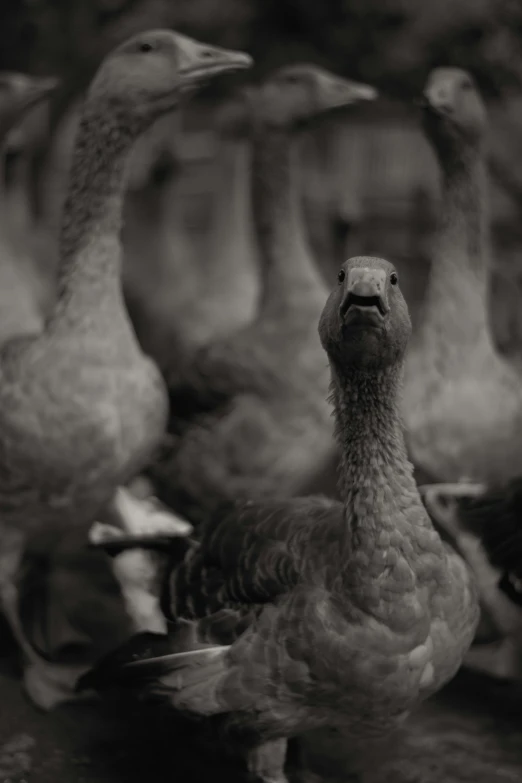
left=317, top=74, right=378, bottom=112
left=176, top=35, right=253, bottom=90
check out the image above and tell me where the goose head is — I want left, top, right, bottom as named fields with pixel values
left=0, top=72, right=59, bottom=141
left=86, top=29, right=253, bottom=129
left=319, top=256, right=411, bottom=372
left=251, top=63, right=377, bottom=129
left=420, top=67, right=487, bottom=157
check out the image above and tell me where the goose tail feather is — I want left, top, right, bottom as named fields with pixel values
left=126, top=645, right=231, bottom=715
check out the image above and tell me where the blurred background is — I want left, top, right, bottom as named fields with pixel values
left=3, top=0, right=522, bottom=358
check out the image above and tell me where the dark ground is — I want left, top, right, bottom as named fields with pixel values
left=1, top=624, right=521, bottom=783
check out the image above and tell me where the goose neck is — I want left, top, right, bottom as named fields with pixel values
left=251, top=125, right=323, bottom=313
left=209, top=138, right=253, bottom=277
left=422, top=150, right=491, bottom=350
left=51, top=104, right=137, bottom=324
left=331, top=363, right=423, bottom=557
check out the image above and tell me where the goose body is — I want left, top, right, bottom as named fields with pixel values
left=88, top=257, right=478, bottom=783
left=0, top=31, right=253, bottom=534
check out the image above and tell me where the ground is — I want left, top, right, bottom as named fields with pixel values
left=0, top=636, right=521, bottom=783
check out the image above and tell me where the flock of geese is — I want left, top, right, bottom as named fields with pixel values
left=0, top=25, right=520, bottom=783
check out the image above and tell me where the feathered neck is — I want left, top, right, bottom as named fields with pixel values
left=49, top=104, right=137, bottom=328
left=418, top=142, right=493, bottom=363
left=330, top=360, right=425, bottom=556
left=251, top=125, right=324, bottom=316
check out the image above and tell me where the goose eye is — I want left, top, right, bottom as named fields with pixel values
left=139, top=42, right=154, bottom=53
left=390, top=272, right=398, bottom=286
left=338, top=269, right=346, bottom=284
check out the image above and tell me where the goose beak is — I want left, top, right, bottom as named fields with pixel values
left=176, top=35, right=253, bottom=91
left=318, top=74, right=378, bottom=112
left=340, top=267, right=389, bottom=327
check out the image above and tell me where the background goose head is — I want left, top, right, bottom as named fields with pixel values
left=250, top=63, right=377, bottom=130
left=0, top=72, right=59, bottom=141
left=420, top=67, right=487, bottom=159
left=86, top=29, right=253, bottom=131
left=319, top=256, right=411, bottom=372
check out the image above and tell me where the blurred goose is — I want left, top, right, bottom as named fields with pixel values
left=125, top=93, right=259, bottom=363
left=421, top=480, right=522, bottom=680
left=172, top=90, right=259, bottom=346
left=0, top=31, right=251, bottom=704
left=0, top=31, right=252, bottom=538
left=403, top=68, right=522, bottom=486
left=122, top=111, right=202, bottom=361
left=149, top=65, right=377, bottom=524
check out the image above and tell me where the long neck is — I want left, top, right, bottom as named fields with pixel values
left=420, top=145, right=492, bottom=358
left=50, top=105, right=136, bottom=327
left=331, top=362, right=425, bottom=558
left=3, top=154, right=31, bottom=240
left=251, top=126, right=324, bottom=315
left=209, top=138, right=255, bottom=284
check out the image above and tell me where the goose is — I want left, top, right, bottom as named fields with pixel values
left=85, top=257, right=479, bottom=783
left=421, top=479, right=522, bottom=681
left=122, top=110, right=202, bottom=362
left=123, top=93, right=259, bottom=365
left=149, top=65, right=377, bottom=524
left=0, top=30, right=251, bottom=704
left=402, top=67, right=522, bottom=486
left=0, top=30, right=252, bottom=538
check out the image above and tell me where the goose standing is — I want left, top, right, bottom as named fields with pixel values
left=86, top=257, right=478, bottom=783
left=0, top=30, right=251, bottom=704
left=149, top=65, right=376, bottom=523
left=0, top=30, right=252, bottom=536
left=402, top=67, right=522, bottom=486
